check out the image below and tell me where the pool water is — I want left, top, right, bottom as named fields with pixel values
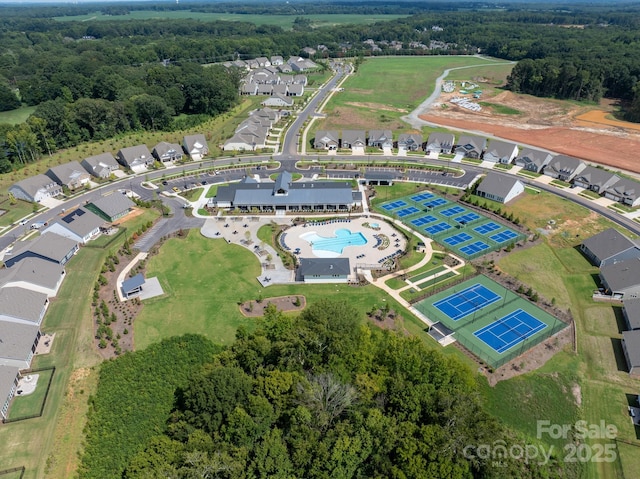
left=301, top=229, right=367, bottom=256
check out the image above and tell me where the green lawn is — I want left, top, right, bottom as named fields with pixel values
left=0, top=105, right=36, bottom=125
left=384, top=276, right=406, bottom=290
left=445, top=62, right=514, bottom=85
left=479, top=102, right=522, bottom=115
left=180, top=187, right=203, bottom=201
left=318, top=56, right=513, bottom=130
left=7, top=368, right=55, bottom=420
left=53, top=11, right=408, bottom=29
left=0, top=199, right=37, bottom=228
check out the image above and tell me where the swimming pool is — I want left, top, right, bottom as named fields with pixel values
left=300, top=229, right=367, bottom=257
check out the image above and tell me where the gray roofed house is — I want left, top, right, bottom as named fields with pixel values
left=543, top=155, right=586, bottom=181
left=0, top=366, right=20, bottom=419
left=261, top=93, right=294, bottom=108
left=298, top=258, right=351, bottom=283
left=603, top=177, right=640, bottom=207
left=270, top=55, right=284, bottom=66
left=368, top=130, right=393, bottom=149
left=278, top=63, right=292, bottom=73
left=256, top=84, right=273, bottom=95
left=209, top=171, right=360, bottom=212
left=455, top=135, right=486, bottom=158
left=42, top=207, right=104, bottom=244
left=0, top=257, right=65, bottom=297
left=0, top=321, right=40, bottom=368
left=425, top=133, right=454, bottom=154
left=514, top=148, right=553, bottom=173
left=287, top=83, right=304, bottom=97
left=572, top=166, right=619, bottom=193
left=363, top=170, right=395, bottom=186
left=255, top=57, right=270, bottom=67
left=183, top=134, right=209, bottom=160
left=81, top=153, right=120, bottom=179
left=397, top=133, right=423, bottom=152
left=623, top=298, right=640, bottom=330
left=116, top=145, right=154, bottom=173
left=3, top=233, right=78, bottom=268
left=314, top=131, right=339, bottom=150
left=152, top=142, right=183, bottom=163
left=599, top=257, right=640, bottom=300
left=241, top=82, right=258, bottom=95
left=476, top=172, right=525, bottom=204
left=223, top=124, right=269, bottom=151
left=622, top=330, right=640, bottom=378
left=287, top=56, right=317, bottom=72
left=483, top=140, right=519, bottom=164
left=122, top=273, right=145, bottom=299
left=292, top=74, right=307, bottom=85
left=341, top=130, right=367, bottom=149
left=46, top=161, right=91, bottom=189
left=272, top=83, right=288, bottom=95
left=87, top=193, right=135, bottom=222
left=580, top=228, right=640, bottom=267
left=9, top=174, right=63, bottom=203
left=0, top=287, right=49, bottom=326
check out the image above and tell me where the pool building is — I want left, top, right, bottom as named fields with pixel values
left=209, top=171, right=362, bottom=212
left=298, top=258, right=351, bottom=283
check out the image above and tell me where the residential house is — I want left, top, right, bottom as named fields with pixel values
left=261, top=93, right=294, bottom=108
left=287, top=84, right=304, bottom=97
left=45, top=161, right=90, bottom=190
left=0, top=257, right=65, bottom=298
left=623, top=298, right=640, bottom=330
left=152, top=142, right=183, bottom=163
left=368, top=130, right=393, bottom=149
left=301, top=47, right=316, bottom=56
left=483, top=140, right=519, bottom=164
left=425, top=133, right=454, bottom=154
left=603, top=177, right=640, bottom=207
left=3, top=233, right=78, bottom=268
left=0, top=287, right=49, bottom=326
left=475, top=172, right=524, bottom=204
left=292, top=74, right=307, bottom=86
left=572, top=166, right=619, bottom=193
left=9, top=175, right=63, bottom=203
left=116, top=145, right=154, bottom=173
left=81, top=153, right=120, bottom=179
left=256, top=84, right=273, bottom=95
left=270, top=55, right=284, bottom=66
left=288, top=57, right=317, bottom=72
left=183, top=134, right=209, bottom=161
left=298, top=258, right=351, bottom=283
left=223, top=125, right=269, bottom=151
left=209, top=171, right=361, bottom=212
left=397, top=133, right=423, bottom=152
left=241, top=82, right=258, bottom=95
left=0, top=322, right=41, bottom=369
left=314, top=131, right=340, bottom=150
left=622, top=330, right=640, bottom=378
left=1, top=366, right=20, bottom=420
left=455, top=135, right=486, bottom=159
left=514, top=148, right=553, bottom=173
left=246, top=59, right=259, bottom=69
left=87, top=193, right=135, bottom=222
left=255, top=57, right=271, bottom=67
left=543, top=155, right=586, bottom=181
left=599, top=257, right=640, bottom=300
left=272, top=84, right=288, bottom=96
left=278, top=63, right=292, bottom=73
left=580, top=228, right=640, bottom=267
left=341, top=130, right=367, bottom=149
left=121, top=273, right=145, bottom=299
left=41, top=208, right=104, bottom=245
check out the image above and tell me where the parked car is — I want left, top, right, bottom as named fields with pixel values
left=19, top=219, right=28, bottom=225
left=172, top=187, right=180, bottom=193
left=162, top=181, right=168, bottom=186
left=30, top=221, right=47, bottom=230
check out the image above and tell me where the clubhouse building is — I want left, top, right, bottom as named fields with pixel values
left=208, top=171, right=362, bottom=212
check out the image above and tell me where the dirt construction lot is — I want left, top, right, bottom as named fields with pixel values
left=421, top=91, right=640, bottom=174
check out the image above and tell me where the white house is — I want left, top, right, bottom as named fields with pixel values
left=476, top=172, right=524, bottom=204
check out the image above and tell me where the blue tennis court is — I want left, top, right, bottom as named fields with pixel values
left=382, top=200, right=407, bottom=211
left=474, top=222, right=501, bottom=234
left=490, top=230, right=518, bottom=243
left=459, top=241, right=490, bottom=255
left=423, top=198, right=448, bottom=208
left=443, top=232, right=473, bottom=246
left=411, top=215, right=437, bottom=227
left=440, top=206, right=465, bottom=217
left=433, top=283, right=501, bottom=321
left=455, top=212, right=481, bottom=224
left=397, top=206, right=419, bottom=217
left=425, top=222, right=452, bottom=235
left=411, top=192, right=434, bottom=202
left=474, top=309, right=547, bottom=353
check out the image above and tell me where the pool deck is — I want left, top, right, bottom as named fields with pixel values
left=283, top=217, right=407, bottom=275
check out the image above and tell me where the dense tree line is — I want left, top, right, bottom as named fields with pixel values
left=79, top=300, right=575, bottom=478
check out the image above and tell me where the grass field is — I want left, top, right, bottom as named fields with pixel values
left=444, top=62, right=514, bottom=85
left=0, top=106, right=36, bottom=125
left=479, top=102, right=522, bottom=115
left=53, top=11, right=407, bottom=29
left=6, top=368, right=55, bottom=420
left=317, top=56, right=513, bottom=131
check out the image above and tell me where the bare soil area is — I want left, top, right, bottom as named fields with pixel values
left=240, top=295, right=307, bottom=317
left=422, top=91, right=640, bottom=174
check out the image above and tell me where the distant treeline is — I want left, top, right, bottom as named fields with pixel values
left=2, top=2, right=640, bottom=173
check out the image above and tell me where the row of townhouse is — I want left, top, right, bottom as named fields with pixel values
left=580, top=229, right=640, bottom=378
left=223, top=107, right=281, bottom=152
left=314, top=130, right=640, bottom=207
left=10, top=135, right=209, bottom=203
left=0, top=231, right=81, bottom=420
left=223, top=56, right=318, bottom=73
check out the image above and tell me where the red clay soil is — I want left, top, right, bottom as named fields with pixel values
left=419, top=114, right=640, bottom=175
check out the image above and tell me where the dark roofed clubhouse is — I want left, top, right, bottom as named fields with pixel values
left=208, top=171, right=362, bottom=212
